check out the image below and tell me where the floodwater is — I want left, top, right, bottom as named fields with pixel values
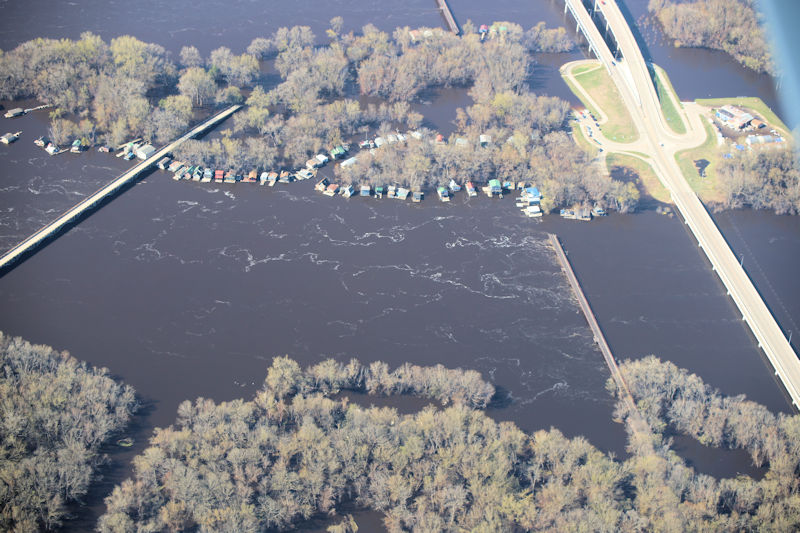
left=0, top=0, right=798, bottom=530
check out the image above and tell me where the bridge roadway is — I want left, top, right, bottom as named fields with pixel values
left=0, top=104, right=241, bottom=272
left=565, top=0, right=800, bottom=409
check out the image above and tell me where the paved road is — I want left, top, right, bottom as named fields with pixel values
left=566, top=0, right=800, bottom=409
left=0, top=105, right=241, bottom=272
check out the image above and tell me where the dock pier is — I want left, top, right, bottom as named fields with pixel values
left=0, top=104, right=241, bottom=274
left=549, top=234, right=652, bottom=440
left=435, top=0, right=460, bottom=35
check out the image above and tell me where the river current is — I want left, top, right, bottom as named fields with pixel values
left=0, top=0, right=798, bottom=529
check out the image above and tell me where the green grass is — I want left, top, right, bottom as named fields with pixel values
left=561, top=75, right=602, bottom=122
left=572, top=64, right=600, bottom=76
left=652, top=65, right=686, bottom=135
left=623, top=151, right=651, bottom=160
left=606, top=153, right=671, bottom=203
left=674, top=116, right=723, bottom=203
left=695, top=96, right=789, bottom=135
left=571, top=67, right=639, bottom=143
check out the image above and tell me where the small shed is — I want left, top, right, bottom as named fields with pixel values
left=479, top=134, right=491, bottom=146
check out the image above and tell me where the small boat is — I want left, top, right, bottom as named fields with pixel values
left=123, top=151, right=135, bottom=160
left=97, top=145, right=112, bottom=153
left=560, top=209, right=576, bottom=220
left=4, top=108, right=24, bottom=118
left=45, top=143, right=60, bottom=155
left=116, top=437, right=134, bottom=447
left=592, top=205, right=606, bottom=216
left=448, top=179, right=461, bottom=192
left=437, top=186, right=450, bottom=202
left=466, top=181, right=477, bottom=197
left=1, top=131, right=20, bottom=144
left=34, top=136, right=48, bottom=147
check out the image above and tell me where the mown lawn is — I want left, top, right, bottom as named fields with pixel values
left=571, top=66, right=639, bottom=143
left=652, top=65, right=686, bottom=135
left=606, top=153, right=671, bottom=203
left=674, top=116, right=723, bottom=203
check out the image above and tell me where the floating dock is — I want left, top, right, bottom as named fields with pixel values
left=435, top=0, right=460, bottom=35
left=0, top=105, right=241, bottom=274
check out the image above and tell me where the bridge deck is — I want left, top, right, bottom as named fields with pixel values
left=0, top=104, right=241, bottom=272
left=564, top=0, right=800, bottom=409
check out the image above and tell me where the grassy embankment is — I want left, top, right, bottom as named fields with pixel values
left=674, top=116, right=723, bottom=203
left=695, top=97, right=789, bottom=135
left=652, top=65, right=686, bottom=135
left=606, top=153, right=671, bottom=204
left=562, top=63, right=639, bottom=143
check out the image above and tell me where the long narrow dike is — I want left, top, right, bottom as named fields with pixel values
left=549, top=233, right=653, bottom=444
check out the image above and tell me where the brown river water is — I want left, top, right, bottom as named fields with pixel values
left=0, top=0, right=797, bottom=529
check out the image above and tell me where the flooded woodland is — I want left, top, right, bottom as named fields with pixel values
left=0, top=0, right=798, bottom=530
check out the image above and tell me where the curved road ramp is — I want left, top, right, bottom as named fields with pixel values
left=563, top=0, right=800, bottom=410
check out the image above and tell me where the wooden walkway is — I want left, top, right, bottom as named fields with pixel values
left=0, top=105, right=241, bottom=274
left=435, top=0, right=459, bottom=35
left=549, top=233, right=654, bottom=447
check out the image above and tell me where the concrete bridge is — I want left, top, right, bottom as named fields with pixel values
left=563, top=0, right=800, bottom=410
left=0, top=104, right=241, bottom=274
